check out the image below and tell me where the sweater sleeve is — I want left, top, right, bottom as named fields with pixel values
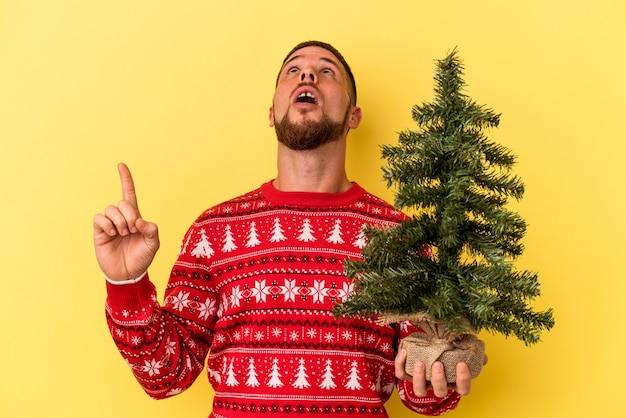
left=397, top=382, right=461, bottom=416
left=394, top=321, right=461, bottom=415
left=105, top=269, right=217, bottom=399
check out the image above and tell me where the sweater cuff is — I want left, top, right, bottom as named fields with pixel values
left=105, top=271, right=147, bottom=285
left=105, top=273, right=156, bottom=325
left=397, top=379, right=461, bottom=416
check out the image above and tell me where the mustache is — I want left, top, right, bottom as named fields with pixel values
left=293, top=82, right=320, bottom=95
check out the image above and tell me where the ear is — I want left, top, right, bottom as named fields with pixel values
left=269, top=106, right=275, bottom=127
left=347, top=106, right=362, bottom=129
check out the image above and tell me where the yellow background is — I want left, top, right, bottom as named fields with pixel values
left=1, top=1, right=624, bottom=417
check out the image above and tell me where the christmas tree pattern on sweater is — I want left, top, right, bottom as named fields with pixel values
left=106, top=181, right=461, bottom=417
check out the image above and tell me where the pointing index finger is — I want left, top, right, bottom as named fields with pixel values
left=118, top=163, right=139, bottom=210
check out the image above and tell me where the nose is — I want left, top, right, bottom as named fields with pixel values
left=300, top=69, right=315, bottom=83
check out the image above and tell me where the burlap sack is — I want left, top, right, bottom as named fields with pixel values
left=388, top=315, right=485, bottom=383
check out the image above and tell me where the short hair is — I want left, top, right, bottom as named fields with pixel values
left=277, top=40, right=357, bottom=105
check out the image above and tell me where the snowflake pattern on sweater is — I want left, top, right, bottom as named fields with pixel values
left=106, top=181, right=460, bottom=417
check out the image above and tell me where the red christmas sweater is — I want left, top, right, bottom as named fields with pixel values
left=105, top=181, right=461, bottom=417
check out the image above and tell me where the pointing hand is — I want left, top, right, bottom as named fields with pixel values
left=93, top=163, right=160, bottom=281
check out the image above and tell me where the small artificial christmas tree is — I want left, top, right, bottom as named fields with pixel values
left=334, top=49, right=554, bottom=382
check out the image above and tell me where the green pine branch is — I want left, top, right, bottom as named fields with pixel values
left=334, top=49, right=554, bottom=345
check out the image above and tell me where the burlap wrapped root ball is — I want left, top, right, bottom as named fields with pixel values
left=398, top=321, right=485, bottom=383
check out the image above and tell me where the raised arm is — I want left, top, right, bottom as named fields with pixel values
left=93, top=163, right=160, bottom=281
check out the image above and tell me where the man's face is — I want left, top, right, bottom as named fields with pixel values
left=270, top=46, right=361, bottom=150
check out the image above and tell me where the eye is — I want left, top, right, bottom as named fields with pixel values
left=287, top=66, right=299, bottom=74
left=321, top=68, right=335, bottom=75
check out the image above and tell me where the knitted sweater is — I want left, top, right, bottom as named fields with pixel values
left=105, top=181, right=460, bottom=417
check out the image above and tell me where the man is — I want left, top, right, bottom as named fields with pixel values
left=94, top=41, right=478, bottom=417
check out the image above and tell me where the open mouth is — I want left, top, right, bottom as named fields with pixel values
left=295, top=91, right=318, bottom=105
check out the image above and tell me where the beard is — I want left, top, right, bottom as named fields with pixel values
left=274, top=106, right=350, bottom=151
